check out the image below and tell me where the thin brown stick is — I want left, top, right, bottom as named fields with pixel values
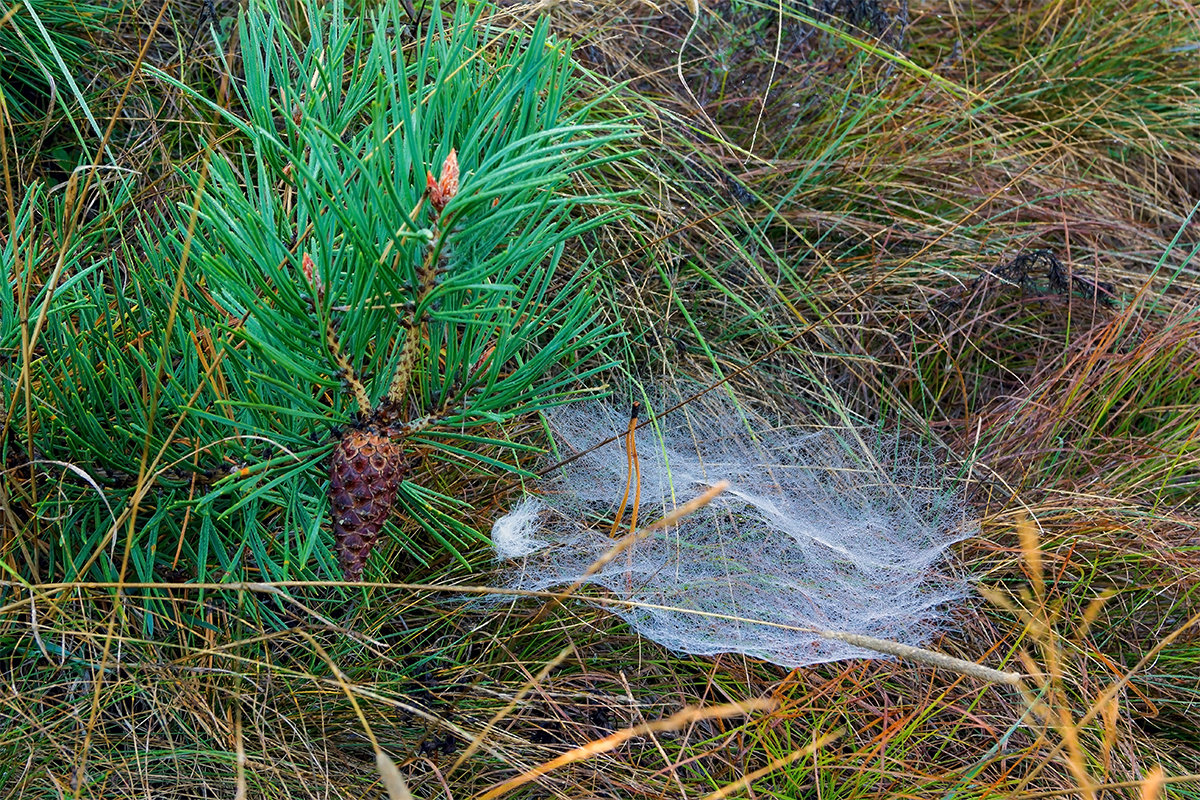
left=4, top=578, right=1025, bottom=686
left=533, top=481, right=729, bottom=626
left=628, top=403, right=642, bottom=533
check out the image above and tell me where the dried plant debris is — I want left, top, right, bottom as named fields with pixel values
left=490, top=400, right=975, bottom=667
left=680, top=153, right=756, bottom=206
left=796, top=0, right=909, bottom=49
left=963, top=250, right=1117, bottom=308
left=712, top=0, right=908, bottom=55
left=576, top=0, right=911, bottom=144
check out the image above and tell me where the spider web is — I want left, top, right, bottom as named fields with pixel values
left=490, top=399, right=976, bottom=667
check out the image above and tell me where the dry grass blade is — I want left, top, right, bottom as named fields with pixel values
left=448, top=645, right=575, bottom=775
left=475, top=698, right=777, bottom=800
left=1012, top=770, right=1200, bottom=799
left=377, top=751, right=415, bottom=800
left=809, top=631, right=1023, bottom=686
left=1140, top=766, right=1166, bottom=800
left=702, top=727, right=845, bottom=800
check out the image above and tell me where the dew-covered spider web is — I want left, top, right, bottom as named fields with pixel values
left=490, top=399, right=977, bottom=667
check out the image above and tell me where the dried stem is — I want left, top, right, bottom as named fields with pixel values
left=609, top=402, right=641, bottom=537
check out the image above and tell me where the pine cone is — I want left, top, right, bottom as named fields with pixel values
left=328, top=424, right=406, bottom=581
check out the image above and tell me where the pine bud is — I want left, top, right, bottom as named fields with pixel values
left=302, top=252, right=324, bottom=302
left=426, top=148, right=459, bottom=216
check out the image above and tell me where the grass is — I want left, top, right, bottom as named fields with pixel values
left=2, top=0, right=1200, bottom=797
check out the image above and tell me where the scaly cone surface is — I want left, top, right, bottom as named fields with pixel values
left=328, top=424, right=406, bottom=581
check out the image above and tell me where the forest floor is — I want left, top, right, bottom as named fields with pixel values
left=2, top=0, right=1199, bottom=797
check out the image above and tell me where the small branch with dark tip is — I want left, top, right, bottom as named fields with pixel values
left=325, top=318, right=372, bottom=419
left=609, top=402, right=642, bottom=538
left=303, top=253, right=371, bottom=418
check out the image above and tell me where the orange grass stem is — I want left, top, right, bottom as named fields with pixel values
left=609, top=402, right=641, bottom=537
